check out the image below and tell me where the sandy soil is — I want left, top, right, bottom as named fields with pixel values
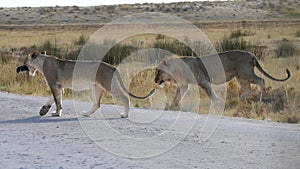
left=0, top=91, right=299, bottom=168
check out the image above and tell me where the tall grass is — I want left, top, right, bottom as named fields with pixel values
left=1, top=34, right=299, bottom=123
left=295, top=30, right=300, bottom=37
left=30, top=39, right=61, bottom=57
left=104, top=44, right=138, bottom=65
left=74, top=34, right=87, bottom=46
left=0, top=49, right=11, bottom=63
left=215, top=34, right=266, bottom=59
left=275, top=39, right=298, bottom=58
left=153, top=36, right=195, bottom=56
left=215, top=35, right=248, bottom=52
left=229, top=29, right=255, bottom=39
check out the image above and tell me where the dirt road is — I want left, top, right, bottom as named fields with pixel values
left=0, top=92, right=299, bottom=168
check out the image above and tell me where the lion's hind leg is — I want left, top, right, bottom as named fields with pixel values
left=116, top=92, right=129, bottom=118
left=199, top=80, right=221, bottom=103
left=250, top=75, right=266, bottom=99
left=236, top=79, right=251, bottom=101
left=83, top=85, right=103, bottom=117
left=45, top=82, right=63, bottom=117
left=110, top=82, right=129, bottom=118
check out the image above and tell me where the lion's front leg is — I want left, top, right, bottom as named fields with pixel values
left=39, top=96, right=54, bottom=116
left=51, top=90, right=63, bottom=117
left=47, top=83, right=63, bottom=117
left=170, top=84, right=188, bottom=110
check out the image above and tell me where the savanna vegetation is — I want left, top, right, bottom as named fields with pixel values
left=0, top=20, right=299, bottom=123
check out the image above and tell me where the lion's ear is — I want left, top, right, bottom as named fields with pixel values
left=29, top=51, right=39, bottom=59
left=40, top=51, right=46, bottom=55
left=162, top=60, right=168, bottom=66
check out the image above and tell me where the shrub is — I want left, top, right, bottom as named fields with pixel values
left=215, top=35, right=265, bottom=59
left=43, top=40, right=60, bottom=56
left=295, top=30, right=300, bottom=37
left=248, top=43, right=266, bottom=60
left=0, top=50, right=11, bottom=63
left=229, top=29, right=254, bottom=39
left=154, top=39, right=195, bottom=56
left=78, top=40, right=138, bottom=65
left=103, top=44, right=137, bottom=65
left=74, top=34, right=87, bottom=46
left=30, top=39, right=61, bottom=56
left=65, top=47, right=81, bottom=60
left=215, top=35, right=248, bottom=52
left=287, top=115, right=300, bottom=123
left=275, top=39, right=297, bottom=58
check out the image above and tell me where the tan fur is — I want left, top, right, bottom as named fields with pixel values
left=155, top=50, right=290, bottom=109
left=19, top=51, right=154, bottom=117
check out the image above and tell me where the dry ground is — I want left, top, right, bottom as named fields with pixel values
left=0, top=92, right=299, bottom=168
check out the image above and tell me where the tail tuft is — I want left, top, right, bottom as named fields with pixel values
left=286, top=69, right=291, bottom=79
left=148, top=89, right=155, bottom=97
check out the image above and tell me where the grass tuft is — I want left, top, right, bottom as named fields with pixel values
left=295, top=30, right=300, bottom=37
left=275, top=39, right=298, bottom=58
left=215, top=35, right=265, bottom=59
left=1, top=30, right=299, bottom=124
left=229, top=29, right=255, bottom=39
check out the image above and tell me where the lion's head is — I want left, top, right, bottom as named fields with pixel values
left=154, top=59, right=181, bottom=88
left=16, top=51, right=46, bottom=76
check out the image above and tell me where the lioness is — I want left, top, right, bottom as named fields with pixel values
left=17, top=51, right=154, bottom=118
left=154, top=50, right=290, bottom=109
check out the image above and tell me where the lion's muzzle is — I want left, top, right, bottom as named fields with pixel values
left=16, top=65, right=29, bottom=73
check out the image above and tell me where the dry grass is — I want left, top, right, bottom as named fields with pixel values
left=0, top=28, right=95, bottom=49
left=0, top=21, right=299, bottom=123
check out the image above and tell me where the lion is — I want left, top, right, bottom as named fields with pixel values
left=16, top=51, right=154, bottom=118
left=154, top=50, right=290, bottom=109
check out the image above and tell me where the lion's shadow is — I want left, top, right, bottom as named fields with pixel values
left=0, top=115, right=122, bottom=124
left=0, top=116, right=78, bottom=124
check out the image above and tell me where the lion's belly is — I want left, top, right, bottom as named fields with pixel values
left=61, top=79, right=95, bottom=91
left=209, top=70, right=235, bottom=85
left=58, top=62, right=102, bottom=91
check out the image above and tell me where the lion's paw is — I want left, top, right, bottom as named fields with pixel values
left=82, top=114, right=90, bottom=117
left=120, top=113, right=128, bottom=118
left=51, top=110, right=62, bottom=117
left=39, top=105, right=51, bottom=116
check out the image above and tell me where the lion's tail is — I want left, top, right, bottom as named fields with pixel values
left=115, top=71, right=155, bottom=99
left=252, top=56, right=291, bottom=82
